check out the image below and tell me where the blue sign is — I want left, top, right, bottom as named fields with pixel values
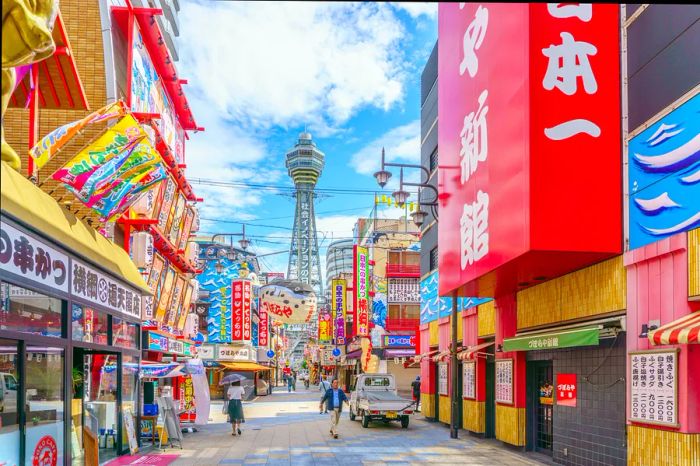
left=332, top=348, right=341, bottom=357
left=267, top=349, right=275, bottom=358
left=629, top=94, right=700, bottom=249
left=383, top=335, right=416, bottom=347
left=420, top=270, right=491, bottom=324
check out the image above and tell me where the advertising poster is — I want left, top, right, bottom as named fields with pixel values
left=156, top=177, right=177, bottom=234
left=178, top=207, right=196, bottom=252
left=556, top=373, right=577, bottom=407
left=463, top=361, right=476, bottom=399
left=231, top=280, right=247, bottom=341
left=142, top=253, right=165, bottom=320
left=179, top=376, right=196, bottom=423
left=354, top=245, right=370, bottom=336
left=258, top=296, right=269, bottom=346
left=438, top=363, right=449, bottom=396
left=168, top=193, right=187, bottom=246
left=495, top=359, right=514, bottom=404
left=167, top=275, right=187, bottom=327
left=155, top=266, right=176, bottom=322
left=242, top=280, right=252, bottom=340
left=332, top=279, right=346, bottom=344
left=318, top=309, right=333, bottom=344
left=629, top=350, right=678, bottom=426
left=176, top=282, right=195, bottom=331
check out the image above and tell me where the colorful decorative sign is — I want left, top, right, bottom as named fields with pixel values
left=556, top=373, right=577, bottom=407
left=216, top=345, right=251, bottom=361
left=420, top=270, right=490, bottom=324
left=258, top=296, right=269, bottom=347
left=387, top=278, right=420, bottom=303
left=141, top=253, right=165, bottom=320
left=155, top=266, right=176, bottom=322
left=168, top=193, right=187, bottom=247
left=629, top=350, right=678, bottom=427
left=147, top=331, right=168, bottom=351
left=438, top=4, right=621, bottom=296
left=628, top=94, right=700, bottom=249
left=177, top=207, right=195, bottom=252
left=462, top=361, right=476, bottom=400
left=71, top=259, right=141, bottom=319
left=354, top=245, right=370, bottom=336
left=495, top=359, right=514, bottom=404
left=242, top=280, right=252, bottom=340
left=178, top=376, right=196, bottom=422
left=502, top=327, right=599, bottom=352
left=258, top=281, right=317, bottom=324
left=332, top=279, right=346, bottom=344
left=176, top=282, right=194, bottom=331
left=318, top=309, right=333, bottom=344
left=382, top=334, right=416, bottom=348
left=231, top=279, right=252, bottom=341
left=167, top=275, right=187, bottom=327
left=156, top=177, right=177, bottom=234
left=539, top=381, right=554, bottom=405
left=438, top=363, right=449, bottom=396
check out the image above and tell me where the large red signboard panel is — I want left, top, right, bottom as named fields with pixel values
left=438, top=3, right=620, bottom=297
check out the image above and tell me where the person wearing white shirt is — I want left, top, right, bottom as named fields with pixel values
left=227, top=381, right=246, bottom=436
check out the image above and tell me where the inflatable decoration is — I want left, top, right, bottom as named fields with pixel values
left=259, top=280, right=317, bottom=324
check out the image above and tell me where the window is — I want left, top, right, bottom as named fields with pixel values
left=112, top=317, right=140, bottom=349
left=364, top=376, right=391, bottom=387
left=71, top=304, right=108, bottom=345
left=0, top=282, right=63, bottom=337
left=429, top=147, right=438, bottom=171
left=0, top=339, right=19, bottom=465
left=430, top=247, right=439, bottom=271
left=388, top=304, right=419, bottom=321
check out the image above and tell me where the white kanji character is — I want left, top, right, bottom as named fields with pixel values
left=460, top=203, right=475, bottom=270
left=547, top=3, right=593, bottom=22
left=473, top=190, right=489, bottom=261
left=542, top=32, right=598, bottom=95
left=460, top=89, right=489, bottom=185
left=460, top=5, right=489, bottom=77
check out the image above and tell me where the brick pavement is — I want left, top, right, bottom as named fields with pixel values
left=150, top=387, right=550, bottom=466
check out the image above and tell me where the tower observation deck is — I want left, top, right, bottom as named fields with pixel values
left=286, top=131, right=325, bottom=302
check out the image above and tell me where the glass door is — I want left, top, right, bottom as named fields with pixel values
left=0, top=339, right=20, bottom=466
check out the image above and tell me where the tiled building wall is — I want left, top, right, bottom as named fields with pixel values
left=527, top=336, right=627, bottom=466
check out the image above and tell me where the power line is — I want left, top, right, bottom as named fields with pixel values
left=189, top=177, right=419, bottom=196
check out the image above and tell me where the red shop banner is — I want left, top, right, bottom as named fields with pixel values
left=231, top=279, right=244, bottom=340
left=258, top=298, right=268, bottom=346
left=437, top=3, right=620, bottom=297
left=556, top=373, right=577, bottom=407
left=242, top=279, right=252, bottom=340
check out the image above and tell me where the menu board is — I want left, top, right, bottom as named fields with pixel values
left=495, top=359, right=514, bottom=404
left=154, top=266, right=176, bottom=321
left=176, top=282, right=194, bottom=331
left=462, top=361, right=476, bottom=399
left=167, top=275, right=186, bottom=327
left=629, top=350, right=678, bottom=427
left=438, top=363, right=449, bottom=396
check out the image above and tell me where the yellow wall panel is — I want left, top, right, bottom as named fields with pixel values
left=429, top=321, right=439, bottom=347
left=421, top=393, right=435, bottom=419
left=438, top=395, right=451, bottom=424
left=457, top=314, right=463, bottom=343
left=689, top=228, right=700, bottom=299
left=495, top=405, right=525, bottom=446
left=462, top=400, right=485, bottom=433
left=628, top=425, right=700, bottom=466
left=517, top=256, right=626, bottom=330
left=477, top=301, right=495, bottom=337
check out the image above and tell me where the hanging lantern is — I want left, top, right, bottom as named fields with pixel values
left=130, top=231, right=154, bottom=269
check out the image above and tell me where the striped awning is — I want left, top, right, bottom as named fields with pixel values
left=432, top=350, right=451, bottom=362
left=415, top=349, right=439, bottom=363
left=458, top=341, right=494, bottom=360
left=648, top=311, right=700, bottom=345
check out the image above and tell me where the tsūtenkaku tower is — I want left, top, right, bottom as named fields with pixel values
left=286, top=131, right=324, bottom=301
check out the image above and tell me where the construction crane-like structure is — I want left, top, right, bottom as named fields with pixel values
left=286, top=131, right=324, bottom=302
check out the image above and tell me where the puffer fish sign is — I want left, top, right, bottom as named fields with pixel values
left=259, top=280, right=317, bottom=324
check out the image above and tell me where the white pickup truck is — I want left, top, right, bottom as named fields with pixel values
left=348, top=374, right=415, bottom=429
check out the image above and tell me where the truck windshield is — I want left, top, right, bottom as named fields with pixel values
left=364, top=377, right=391, bottom=387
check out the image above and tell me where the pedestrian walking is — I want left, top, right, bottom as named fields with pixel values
left=411, top=375, right=421, bottom=411
left=227, top=380, right=246, bottom=436
left=291, top=369, right=297, bottom=391
left=318, top=375, right=331, bottom=413
left=283, top=364, right=292, bottom=392
left=319, top=378, right=348, bottom=439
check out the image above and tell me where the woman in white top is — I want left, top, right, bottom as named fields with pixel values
left=227, top=380, right=246, bottom=435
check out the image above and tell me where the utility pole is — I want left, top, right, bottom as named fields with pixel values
left=450, top=291, right=459, bottom=439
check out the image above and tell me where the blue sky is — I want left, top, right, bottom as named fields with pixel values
left=178, top=1, right=437, bottom=276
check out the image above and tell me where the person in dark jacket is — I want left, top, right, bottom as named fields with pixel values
left=319, top=378, right=348, bottom=438
left=411, top=376, right=421, bottom=411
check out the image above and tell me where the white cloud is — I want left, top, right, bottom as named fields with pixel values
left=392, top=2, right=438, bottom=19
left=349, top=120, right=421, bottom=175
left=179, top=1, right=407, bottom=132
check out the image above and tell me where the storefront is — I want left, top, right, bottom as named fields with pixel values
left=0, top=163, right=150, bottom=466
left=198, top=343, right=270, bottom=399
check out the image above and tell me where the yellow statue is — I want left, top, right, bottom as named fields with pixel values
left=2, top=0, right=59, bottom=171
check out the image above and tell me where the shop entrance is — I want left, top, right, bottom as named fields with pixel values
left=526, top=360, right=554, bottom=454
left=485, top=360, right=495, bottom=438
left=72, top=348, right=123, bottom=465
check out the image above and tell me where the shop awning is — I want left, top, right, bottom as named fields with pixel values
left=648, top=310, right=700, bottom=345
left=346, top=349, right=362, bottom=360
left=1, top=162, right=150, bottom=294
left=415, top=349, right=439, bottom=362
left=458, top=341, right=494, bottom=360
left=502, top=326, right=599, bottom=352
left=432, top=349, right=451, bottom=363
left=219, top=362, right=273, bottom=372
left=384, top=349, right=416, bottom=358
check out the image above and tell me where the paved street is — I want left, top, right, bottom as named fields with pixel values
left=150, top=388, right=549, bottom=466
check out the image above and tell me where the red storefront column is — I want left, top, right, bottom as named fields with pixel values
left=462, top=310, right=486, bottom=433
left=495, top=294, right=526, bottom=446
left=419, top=323, right=435, bottom=419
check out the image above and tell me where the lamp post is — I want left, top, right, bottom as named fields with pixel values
left=374, top=148, right=439, bottom=225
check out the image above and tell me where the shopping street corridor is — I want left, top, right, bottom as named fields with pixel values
left=134, top=386, right=551, bottom=466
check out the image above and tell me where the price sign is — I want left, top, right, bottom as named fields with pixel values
left=629, top=349, right=678, bottom=427
left=462, top=361, right=476, bottom=399
left=495, top=359, right=513, bottom=404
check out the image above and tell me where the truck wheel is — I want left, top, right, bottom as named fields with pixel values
left=349, top=407, right=356, bottom=421
left=361, top=412, right=370, bottom=428
left=401, top=416, right=409, bottom=429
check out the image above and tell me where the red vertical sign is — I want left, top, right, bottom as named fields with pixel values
left=258, top=297, right=268, bottom=346
left=556, top=373, right=577, bottom=407
left=231, top=280, right=244, bottom=341
left=242, top=280, right=252, bottom=340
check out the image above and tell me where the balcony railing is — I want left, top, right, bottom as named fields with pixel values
left=385, top=318, right=419, bottom=332
left=386, top=263, right=420, bottom=276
